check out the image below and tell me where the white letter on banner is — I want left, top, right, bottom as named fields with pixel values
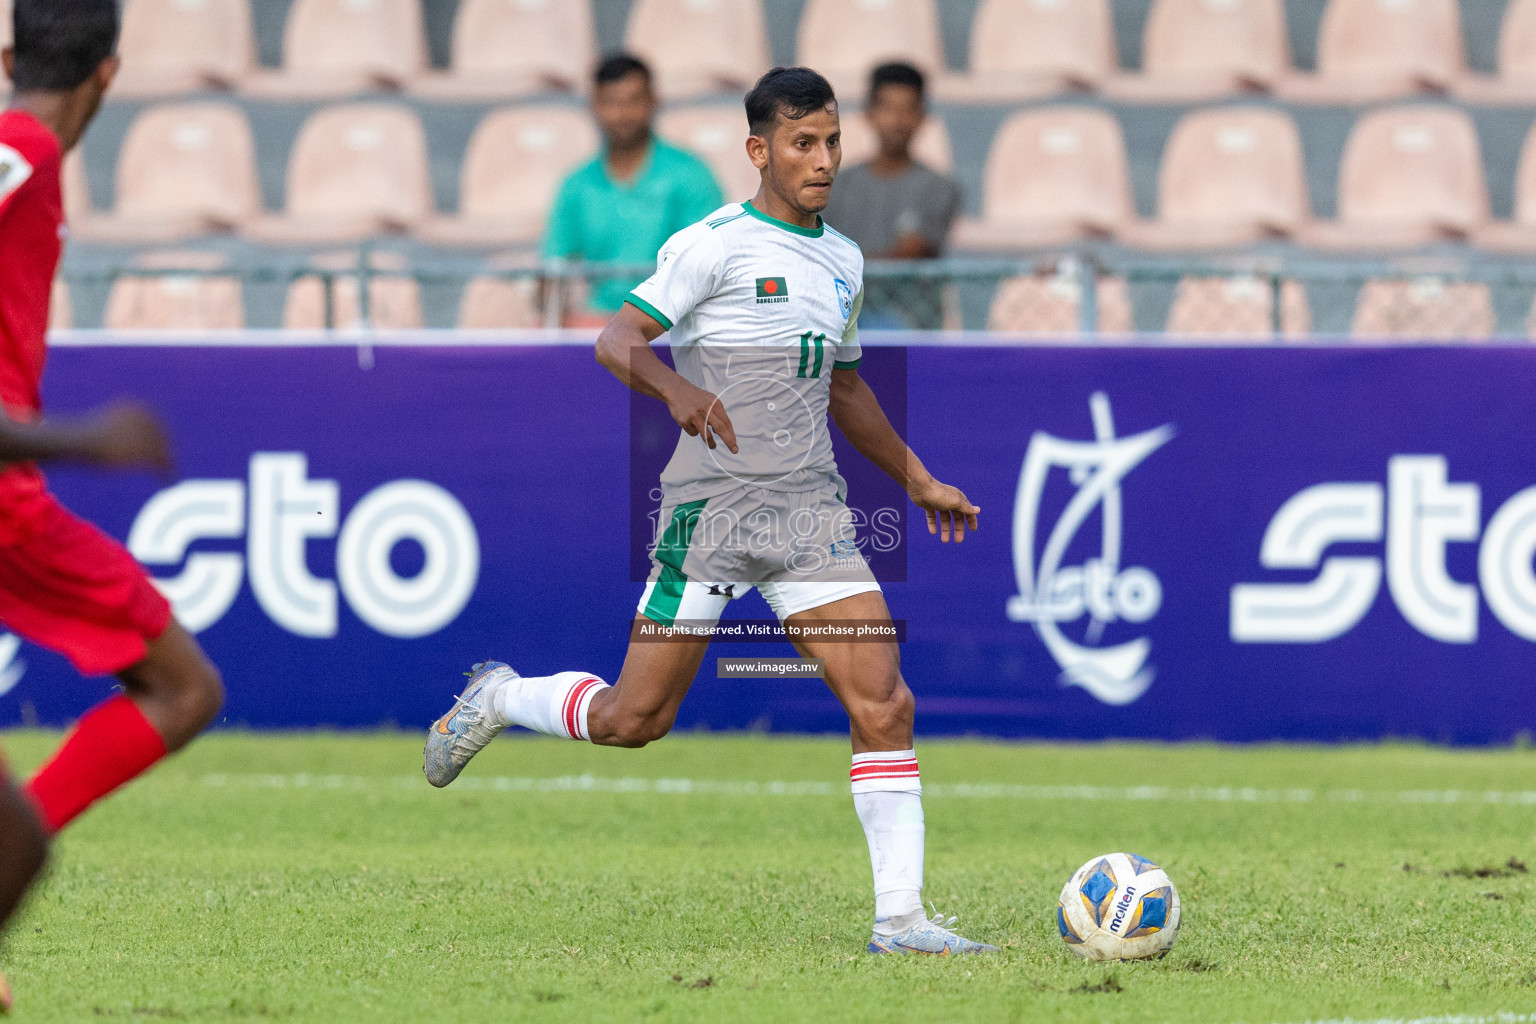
left=337, top=480, right=479, bottom=638
left=248, top=453, right=338, bottom=638
left=1387, top=456, right=1479, bottom=643
left=127, top=480, right=246, bottom=634
left=1480, top=486, right=1536, bottom=641
left=1230, top=483, right=1383, bottom=642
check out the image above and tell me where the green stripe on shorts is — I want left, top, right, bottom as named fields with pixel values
left=642, top=498, right=709, bottom=626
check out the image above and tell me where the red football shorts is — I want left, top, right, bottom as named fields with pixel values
left=0, top=496, right=172, bottom=676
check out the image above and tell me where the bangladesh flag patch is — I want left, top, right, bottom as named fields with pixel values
left=755, top=277, right=789, bottom=304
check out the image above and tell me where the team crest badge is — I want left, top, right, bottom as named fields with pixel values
left=834, top=278, right=854, bottom=320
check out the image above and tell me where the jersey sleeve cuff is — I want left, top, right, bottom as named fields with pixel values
left=832, top=358, right=862, bottom=370
left=624, top=294, right=674, bottom=331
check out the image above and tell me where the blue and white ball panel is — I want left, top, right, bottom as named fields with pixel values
left=1056, top=852, right=1181, bottom=961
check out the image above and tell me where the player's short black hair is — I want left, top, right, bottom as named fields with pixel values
left=868, top=61, right=926, bottom=106
left=9, top=0, right=119, bottom=92
left=745, top=67, right=837, bottom=137
left=594, top=52, right=653, bottom=90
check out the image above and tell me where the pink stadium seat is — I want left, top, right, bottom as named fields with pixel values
left=412, top=0, right=596, bottom=100
left=837, top=112, right=953, bottom=174
left=951, top=107, right=1133, bottom=250
left=1458, top=0, right=1536, bottom=103
left=1474, top=120, right=1536, bottom=251
left=457, top=276, right=543, bottom=329
left=625, top=0, right=770, bottom=100
left=657, top=106, right=760, bottom=203
left=1281, top=0, right=1467, bottom=104
left=1299, top=106, right=1487, bottom=250
left=986, top=273, right=1132, bottom=335
left=245, top=104, right=433, bottom=244
left=418, top=106, right=598, bottom=247
left=74, top=103, right=259, bottom=244
left=105, top=253, right=245, bottom=331
left=938, top=0, right=1117, bottom=102
left=243, top=0, right=427, bottom=98
left=62, top=150, right=91, bottom=226
left=1105, top=0, right=1292, bottom=102
left=113, top=0, right=255, bottom=97
left=797, top=0, right=947, bottom=98
left=1121, top=106, right=1309, bottom=250
left=49, top=279, right=71, bottom=332
left=1351, top=278, right=1493, bottom=340
left=1165, top=275, right=1311, bottom=339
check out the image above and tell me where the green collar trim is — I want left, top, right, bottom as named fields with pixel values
left=742, top=200, right=824, bottom=238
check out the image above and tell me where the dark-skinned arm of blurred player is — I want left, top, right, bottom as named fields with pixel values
left=0, top=401, right=173, bottom=475
left=828, top=365, right=979, bottom=542
left=594, top=302, right=739, bottom=454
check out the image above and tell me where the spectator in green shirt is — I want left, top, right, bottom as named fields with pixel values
left=543, top=54, right=723, bottom=318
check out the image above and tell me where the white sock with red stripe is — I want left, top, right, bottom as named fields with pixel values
left=491, top=671, right=609, bottom=741
left=851, top=749, right=925, bottom=936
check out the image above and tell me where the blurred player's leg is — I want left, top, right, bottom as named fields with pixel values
left=25, top=622, right=222, bottom=834
left=424, top=624, right=711, bottom=786
left=787, top=590, right=997, bottom=955
left=0, top=769, right=49, bottom=1013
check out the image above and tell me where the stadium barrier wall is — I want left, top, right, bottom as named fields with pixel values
left=5, top=333, right=1536, bottom=743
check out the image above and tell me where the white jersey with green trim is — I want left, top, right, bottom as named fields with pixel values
left=627, top=200, right=865, bottom=504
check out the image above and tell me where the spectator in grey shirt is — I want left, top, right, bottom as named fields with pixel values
left=824, top=62, right=961, bottom=327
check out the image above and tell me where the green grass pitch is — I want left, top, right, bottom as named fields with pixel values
left=2, top=730, right=1535, bottom=1023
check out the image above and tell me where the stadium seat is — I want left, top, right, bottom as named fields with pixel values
left=112, top=0, right=255, bottom=97
left=411, top=0, right=597, bottom=100
left=1104, top=0, right=1292, bottom=102
left=937, top=0, right=1116, bottom=102
left=796, top=0, right=947, bottom=98
left=986, top=272, right=1132, bottom=335
left=1280, top=0, right=1467, bottom=104
left=1120, top=106, right=1309, bottom=250
left=104, top=252, right=245, bottom=331
left=656, top=106, right=760, bottom=203
left=73, top=103, right=259, bottom=244
left=625, top=0, right=770, bottom=100
left=837, top=111, right=953, bottom=174
left=244, top=103, right=433, bottom=244
left=951, top=107, right=1132, bottom=250
left=1351, top=278, right=1493, bottom=340
left=1298, top=105, right=1487, bottom=250
left=418, top=106, right=598, bottom=247
left=243, top=0, right=427, bottom=98
left=1474, top=119, right=1536, bottom=251
left=1165, top=275, right=1310, bottom=338
left=49, top=279, right=72, bottom=332
left=457, top=275, right=544, bottom=329
left=62, top=150, right=91, bottom=225
left=1457, top=0, right=1536, bottom=104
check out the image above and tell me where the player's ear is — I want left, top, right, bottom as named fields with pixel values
left=746, top=132, right=769, bottom=171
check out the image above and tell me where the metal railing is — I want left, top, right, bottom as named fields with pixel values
left=54, top=251, right=1536, bottom=340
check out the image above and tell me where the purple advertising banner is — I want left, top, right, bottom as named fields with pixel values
left=4, top=337, right=1535, bottom=744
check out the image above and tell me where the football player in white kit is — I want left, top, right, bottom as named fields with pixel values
left=425, top=67, right=994, bottom=955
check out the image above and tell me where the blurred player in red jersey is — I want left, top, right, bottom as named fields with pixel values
left=0, top=0, right=225, bottom=1009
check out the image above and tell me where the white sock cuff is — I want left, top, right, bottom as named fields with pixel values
left=850, top=749, right=921, bottom=794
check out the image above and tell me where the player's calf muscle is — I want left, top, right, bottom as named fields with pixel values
left=120, top=624, right=224, bottom=751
